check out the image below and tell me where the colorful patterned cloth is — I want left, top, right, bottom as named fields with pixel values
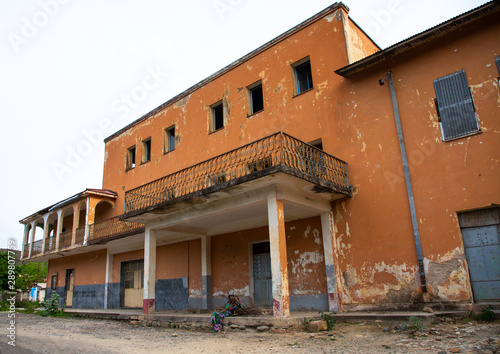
left=210, top=295, right=242, bottom=332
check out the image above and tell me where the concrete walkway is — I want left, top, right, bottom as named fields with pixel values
left=64, top=308, right=468, bottom=328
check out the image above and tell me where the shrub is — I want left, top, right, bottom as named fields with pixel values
left=319, top=311, right=336, bottom=330
left=41, top=292, right=63, bottom=316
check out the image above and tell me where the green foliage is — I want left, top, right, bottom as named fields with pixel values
left=319, top=311, right=336, bottom=330
left=0, top=252, right=10, bottom=291
left=469, top=306, right=495, bottom=322
left=0, top=301, right=9, bottom=311
left=15, top=262, right=48, bottom=291
left=41, top=292, right=64, bottom=316
left=18, top=300, right=41, bottom=314
left=407, top=316, right=426, bottom=331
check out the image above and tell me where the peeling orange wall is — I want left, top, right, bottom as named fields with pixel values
left=211, top=217, right=327, bottom=301
left=334, top=14, right=500, bottom=304
left=102, top=9, right=351, bottom=212
left=48, top=249, right=107, bottom=288
left=341, top=10, right=380, bottom=64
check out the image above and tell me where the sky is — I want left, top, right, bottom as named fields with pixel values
left=0, top=0, right=490, bottom=251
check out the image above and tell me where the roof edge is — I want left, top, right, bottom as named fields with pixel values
left=104, top=2, right=348, bottom=143
left=335, top=1, right=499, bottom=78
left=19, top=188, right=118, bottom=224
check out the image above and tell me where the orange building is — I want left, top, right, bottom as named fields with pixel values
left=20, top=2, right=500, bottom=316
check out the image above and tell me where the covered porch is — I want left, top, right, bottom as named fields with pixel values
left=120, top=132, right=351, bottom=317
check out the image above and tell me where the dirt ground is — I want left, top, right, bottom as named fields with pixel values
left=0, top=313, right=499, bottom=353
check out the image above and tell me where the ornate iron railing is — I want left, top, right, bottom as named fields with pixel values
left=88, top=216, right=145, bottom=243
left=124, top=132, right=349, bottom=214
left=59, top=230, right=73, bottom=249
left=75, top=226, right=85, bottom=245
left=31, top=240, right=43, bottom=256
left=44, top=235, right=56, bottom=253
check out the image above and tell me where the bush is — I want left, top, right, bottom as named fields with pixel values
left=41, top=292, right=64, bottom=316
left=470, top=306, right=495, bottom=322
left=319, top=311, right=336, bottom=330
left=19, top=300, right=41, bottom=314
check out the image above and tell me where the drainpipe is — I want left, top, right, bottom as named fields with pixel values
left=380, top=71, right=428, bottom=294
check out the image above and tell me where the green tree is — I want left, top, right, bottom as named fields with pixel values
left=0, top=252, right=9, bottom=291
left=15, top=262, right=48, bottom=291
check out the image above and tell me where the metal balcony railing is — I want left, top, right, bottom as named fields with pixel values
left=75, top=226, right=85, bottom=245
left=124, top=132, right=349, bottom=214
left=58, top=230, right=73, bottom=249
left=88, top=216, right=145, bottom=243
left=31, top=240, right=43, bottom=256
left=44, top=235, right=56, bottom=253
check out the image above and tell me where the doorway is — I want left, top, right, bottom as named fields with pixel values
left=459, top=208, right=500, bottom=302
left=120, top=259, right=144, bottom=308
left=252, top=242, right=272, bottom=306
left=65, top=269, right=74, bottom=307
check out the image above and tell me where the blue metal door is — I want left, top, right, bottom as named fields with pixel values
left=253, top=242, right=272, bottom=306
left=462, top=225, right=500, bottom=301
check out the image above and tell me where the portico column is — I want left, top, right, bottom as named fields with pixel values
left=143, top=228, right=156, bottom=315
left=41, top=215, right=49, bottom=254
left=201, top=236, right=212, bottom=309
left=28, top=221, right=36, bottom=259
left=55, top=210, right=63, bottom=250
left=321, top=211, right=342, bottom=312
left=104, top=252, right=113, bottom=309
left=267, top=187, right=290, bottom=318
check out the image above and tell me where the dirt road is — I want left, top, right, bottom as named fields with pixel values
left=0, top=313, right=499, bottom=353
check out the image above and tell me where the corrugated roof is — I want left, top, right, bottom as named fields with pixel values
left=335, top=1, right=499, bottom=78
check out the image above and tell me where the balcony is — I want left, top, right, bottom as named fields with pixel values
left=88, top=216, right=145, bottom=245
left=123, top=132, right=350, bottom=220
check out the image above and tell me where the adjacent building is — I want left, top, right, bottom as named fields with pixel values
left=20, top=2, right=500, bottom=317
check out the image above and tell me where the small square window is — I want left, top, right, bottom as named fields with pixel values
left=126, top=146, right=136, bottom=170
left=165, top=126, right=175, bottom=153
left=210, top=101, right=224, bottom=132
left=292, top=57, right=313, bottom=95
left=142, top=138, right=151, bottom=163
left=247, top=81, right=264, bottom=115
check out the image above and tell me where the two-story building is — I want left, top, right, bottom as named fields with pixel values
left=20, top=1, right=500, bottom=317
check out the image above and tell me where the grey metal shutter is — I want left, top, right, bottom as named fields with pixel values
left=496, top=56, right=500, bottom=76
left=433, top=69, right=479, bottom=141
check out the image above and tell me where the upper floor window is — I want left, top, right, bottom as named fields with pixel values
left=292, top=57, right=313, bottom=95
left=141, top=138, right=151, bottom=163
left=433, top=69, right=480, bottom=142
left=210, top=101, right=224, bottom=133
left=126, top=146, right=136, bottom=170
left=164, top=126, right=175, bottom=153
left=247, top=81, right=264, bottom=115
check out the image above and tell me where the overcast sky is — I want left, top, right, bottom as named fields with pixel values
left=0, top=0, right=490, bottom=250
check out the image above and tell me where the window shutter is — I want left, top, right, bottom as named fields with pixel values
left=433, top=69, right=479, bottom=141
left=496, top=56, right=500, bottom=77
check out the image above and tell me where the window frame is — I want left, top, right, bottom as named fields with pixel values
left=210, top=100, right=224, bottom=133
left=164, top=126, right=175, bottom=153
left=433, top=69, right=480, bottom=142
left=141, top=138, right=151, bottom=164
left=292, top=56, right=314, bottom=96
left=247, top=80, right=264, bottom=116
left=126, top=145, right=136, bottom=171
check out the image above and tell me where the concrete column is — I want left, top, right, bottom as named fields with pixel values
left=21, top=224, right=30, bottom=259
left=55, top=210, right=63, bottom=250
left=267, top=187, right=290, bottom=318
left=104, top=251, right=113, bottom=309
left=143, top=228, right=157, bottom=315
left=321, top=211, right=342, bottom=312
left=41, top=215, right=49, bottom=254
left=28, top=221, right=36, bottom=259
left=84, top=197, right=90, bottom=245
left=71, top=207, right=78, bottom=246
left=201, top=236, right=212, bottom=309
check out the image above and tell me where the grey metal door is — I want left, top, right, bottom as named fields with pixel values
left=462, top=225, right=500, bottom=301
left=253, top=242, right=272, bottom=306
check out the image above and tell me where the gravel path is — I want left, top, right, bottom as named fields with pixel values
left=0, top=313, right=498, bottom=353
